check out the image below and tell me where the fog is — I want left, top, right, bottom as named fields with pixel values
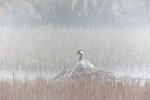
left=0, top=0, right=150, bottom=80
left=0, top=26, right=149, bottom=80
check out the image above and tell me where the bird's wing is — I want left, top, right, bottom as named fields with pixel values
left=84, top=60, right=95, bottom=68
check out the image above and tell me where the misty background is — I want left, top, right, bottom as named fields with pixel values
left=0, top=0, right=150, bottom=79
left=0, top=0, right=150, bottom=27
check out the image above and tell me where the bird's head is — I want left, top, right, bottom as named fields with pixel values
left=77, top=50, right=85, bottom=56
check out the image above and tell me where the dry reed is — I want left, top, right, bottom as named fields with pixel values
left=0, top=79, right=150, bottom=100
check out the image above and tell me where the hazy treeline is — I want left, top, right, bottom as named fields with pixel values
left=0, top=0, right=150, bottom=26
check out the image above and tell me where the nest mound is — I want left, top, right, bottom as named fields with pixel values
left=54, top=67, right=115, bottom=81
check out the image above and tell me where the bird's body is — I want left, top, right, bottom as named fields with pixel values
left=73, top=50, right=95, bottom=72
left=75, top=59, right=95, bottom=69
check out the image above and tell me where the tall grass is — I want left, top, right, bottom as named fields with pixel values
left=0, top=79, right=150, bottom=100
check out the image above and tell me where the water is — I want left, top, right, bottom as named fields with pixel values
left=111, top=66, right=150, bottom=79
left=0, top=70, right=56, bottom=81
left=0, top=66, right=150, bottom=81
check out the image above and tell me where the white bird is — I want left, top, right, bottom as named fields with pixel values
left=76, top=50, right=95, bottom=69
left=68, top=50, right=95, bottom=77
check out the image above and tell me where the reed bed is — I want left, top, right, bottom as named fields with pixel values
left=0, top=79, right=150, bottom=100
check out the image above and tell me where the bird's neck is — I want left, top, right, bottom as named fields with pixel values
left=79, top=55, right=84, bottom=61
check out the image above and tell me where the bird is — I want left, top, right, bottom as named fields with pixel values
left=68, top=50, right=95, bottom=77
left=76, top=50, right=95, bottom=69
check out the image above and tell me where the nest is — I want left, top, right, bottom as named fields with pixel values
left=54, top=67, right=115, bottom=81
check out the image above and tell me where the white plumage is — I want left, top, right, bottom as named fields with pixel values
left=67, top=50, right=95, bottom=77
left=75, top=50, right=95, bottom=69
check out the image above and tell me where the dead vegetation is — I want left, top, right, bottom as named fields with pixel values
left=0, top=79, right=150, bottom=100
left=54, top=67, right=115, bottom=81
